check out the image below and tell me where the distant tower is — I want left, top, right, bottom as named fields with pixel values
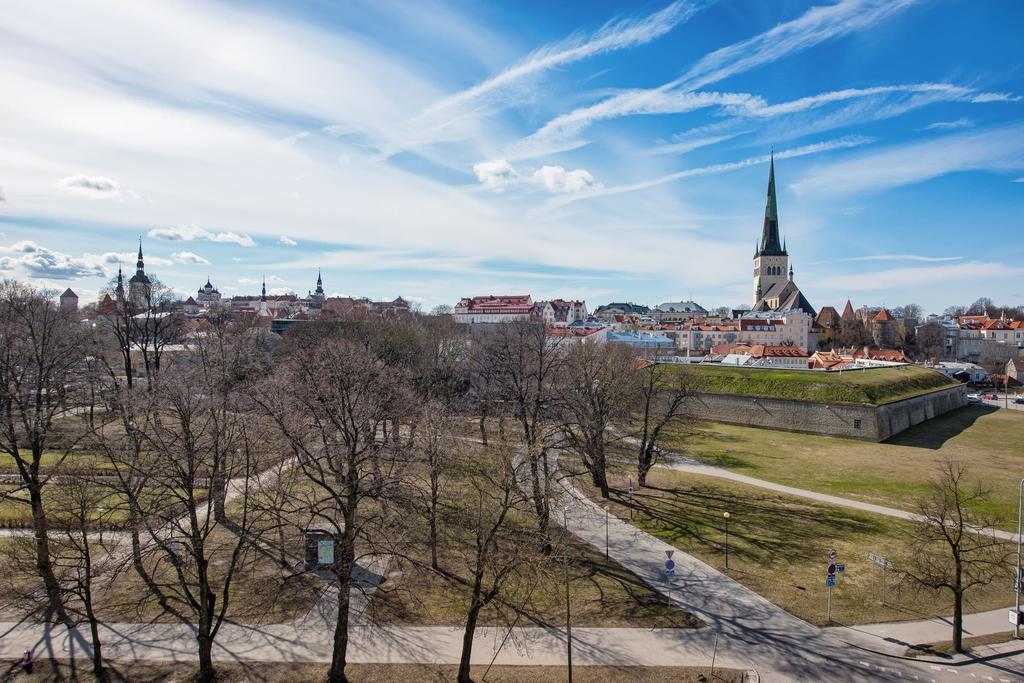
left=752, top=152, right=789, bottom=306
left=59, top=288, right=79, bottom=313
left=257, top=277, right=271, bottom=317
left=115, top=265, right=126, bottom=304
left=128, top=239, right=152, bottom=308
left=312, top=270, right=325, bottom=300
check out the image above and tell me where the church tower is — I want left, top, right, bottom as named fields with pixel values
left=128, top=240, right=152, bottom=309
left=752, top=152, right=789, bottom=306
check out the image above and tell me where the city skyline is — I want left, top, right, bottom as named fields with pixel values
left=1, top=0, right=1022, bottom=312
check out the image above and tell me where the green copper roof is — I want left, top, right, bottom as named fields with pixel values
left=757, top=151, right=786, bottom=256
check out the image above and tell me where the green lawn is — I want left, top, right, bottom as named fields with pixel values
left=578, top=462, right=1014, bottom=627
left=660, top=405, right=1024, bottom=528
left=666, top=363, right=957, bottom=405
left=0, top=450, right=115, bottom=473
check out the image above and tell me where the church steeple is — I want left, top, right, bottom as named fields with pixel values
left=115, top=265, right=125, bottom=302
left=757, top=152, right=786, bottom=256
left=135, top=239, right=145, bottom=276
left=260, top=277, right=267, bottom=302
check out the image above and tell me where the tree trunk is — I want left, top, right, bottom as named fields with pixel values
left=212, top=472, right=227, bottom=523
left=478, top=413, right=488, bottom=446
left=458, top=600, right=484, bottom=682
left=328, top=534, right=356, bottom=683
left=29, top=485, right=69, bottom=624
left=196, top=590, right=217, bottom=683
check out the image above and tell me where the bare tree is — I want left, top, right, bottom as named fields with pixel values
left=255, top=337, right=411, bottom=683
left=48, top=478, right=118, bottom=681
left=0, top=281, right=92, bottom=625
left=556, top=343, right=640, bottom=498
left=635, top=364, right=700, bottom=487
left=125, top=327, right=275, bottom=682
left=898, top=461, right=1006, bottom=653
left=410, top=402, right=457, bottom=570
left=439, top=444, right=546, bottom=683
left=480, top=322, right=565, bottom=548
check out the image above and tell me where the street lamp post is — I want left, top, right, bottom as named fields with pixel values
left=1016, top=479, right=1024, bottom=639
left=723, top=511, right=731, bottom=569
left=563, top=508, right=573, bottom=682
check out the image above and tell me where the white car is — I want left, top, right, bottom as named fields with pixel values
left=966, top=393, right=982, bottom=403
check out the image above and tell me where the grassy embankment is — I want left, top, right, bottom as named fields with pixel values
left=665, top=363, right=958, bottom=405
left=659, top=405, right=1024, bottom=528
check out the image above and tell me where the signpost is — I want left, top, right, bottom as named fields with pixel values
left=665, top=550, right=676, bottom=603
left=826, top=548, right=837, bottom=622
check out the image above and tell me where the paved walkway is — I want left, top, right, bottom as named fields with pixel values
left=548, top=452, right=1024, bottom=682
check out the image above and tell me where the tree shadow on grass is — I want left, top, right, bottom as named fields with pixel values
left=885, top=405, right=997, bottom=450
left=617, top=482, right=886, bottom=569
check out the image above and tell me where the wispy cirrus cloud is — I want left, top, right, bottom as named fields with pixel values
left=505, top=90, right=762, bottom=160
left=844, top=254, right=963, bottom=262
left=421, top=1, right=705, bottom=118
left=508, top=0, right=917, bottom=159
left=545, top=135, right=872, bottom=209
left=652, top=83, right=1012, bottom=155
left=923, top=117, right=974, bottom=131
left=278, top=235, right=298, bottom=246
left=676, top=0, right=918, bottom=91
left=148, top=225, right=256, bottom=247
left=817, top=260, right=1024, bottom=291
left=792, top=123, right=1024, bottom=196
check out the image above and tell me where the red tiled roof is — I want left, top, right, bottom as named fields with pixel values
left=872, top=308, right=894, bottom=322
left=748, top=344, right=808, bottom=358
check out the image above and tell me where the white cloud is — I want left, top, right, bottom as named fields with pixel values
left=792, top=124, right=1024, bottom=196
left=148, top=225, right=257, bottom=247
left=474, top=159, right=600, bottom=194
left=57, top=174, right=120, bottom=198
left=532, top=165, right=600, bottom=194
left=0, top=240, right=173, bottom=279
left=473, top=159, right=520, bottom=191
left=172, top=250, right=211, bottom=265
left=278, top=235, right=298, bottom=246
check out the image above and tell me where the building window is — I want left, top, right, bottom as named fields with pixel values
left=853, top=419, right=861, bottom=429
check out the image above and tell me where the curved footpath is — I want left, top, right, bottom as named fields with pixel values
left=550, top=458, right=1024, bottom=682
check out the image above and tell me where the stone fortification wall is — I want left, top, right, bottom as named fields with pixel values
left=687, top=384, right=966, bottom=441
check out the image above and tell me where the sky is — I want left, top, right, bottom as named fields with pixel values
left=1, top=0, right=1022, bottom=314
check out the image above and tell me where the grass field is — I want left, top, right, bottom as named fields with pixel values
left=666, top=363, right=957, bottom=405
left=575, top=461, right=1014, bottom=627
left=660, top=405, right=1024, bottom=528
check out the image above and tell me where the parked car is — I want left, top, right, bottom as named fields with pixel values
left=1015, top=396, right=1024, bottom=405
left=983, top=393, right=998, bottom=400
left=967, top=393, right=981, bottom=403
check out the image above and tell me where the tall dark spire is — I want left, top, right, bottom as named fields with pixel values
left=115, top=265, right=125, bottom=301
left=756, top=151, right=786, bottom=256
left=261, top=277, right=267, bottom=301
left=135, top=238, right=145, bottom=275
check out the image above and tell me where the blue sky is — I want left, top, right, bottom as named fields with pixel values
left=0, top=0, right=1022, bottom=313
